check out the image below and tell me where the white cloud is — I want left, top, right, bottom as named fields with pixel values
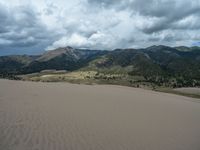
left=46, top=33, right=88, bottom=50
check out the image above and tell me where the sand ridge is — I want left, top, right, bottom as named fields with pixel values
left=0, top=79, right=200, bottom=150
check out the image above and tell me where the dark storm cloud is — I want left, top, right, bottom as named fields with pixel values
left=0, top=3, right=57, bottom=54
left=88, top=0, right=200, bottom=34
left=132, top=0, right=200, bottom=33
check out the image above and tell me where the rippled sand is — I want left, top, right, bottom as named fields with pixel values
left=0, top=79, right=200, bottom=150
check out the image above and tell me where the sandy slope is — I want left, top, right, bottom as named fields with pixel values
left=0, top=79, right=200, bottom=150
left=174, top=87, right=200, bottom=96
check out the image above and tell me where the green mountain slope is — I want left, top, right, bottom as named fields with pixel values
left=0, top=55, right=38, bottom=74
left=83, top=45, right=200, bottom=87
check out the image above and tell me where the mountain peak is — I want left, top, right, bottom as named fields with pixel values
left=37, top=46, right=77, bottom=61
left=147, top=45, right=170, bottom=49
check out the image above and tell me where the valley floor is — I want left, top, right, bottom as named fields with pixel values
left=0, top=79, right=200, bottom=150
left=19, top=71, right=200, bottom=99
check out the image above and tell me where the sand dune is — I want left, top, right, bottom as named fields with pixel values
left=0, top=79, right=200, bottom=150
left=174, top=87, right=200, bottom=96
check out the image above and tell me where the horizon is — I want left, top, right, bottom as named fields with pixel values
left=0, top=44, right=200, bottom=56
left=0, top=0, right=200, bottom=55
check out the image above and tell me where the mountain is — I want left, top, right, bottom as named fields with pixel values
left=86, top=45, right=200, bottom=75
left=175, top=46, right=200, bottom=52
left=22, top=47, right=107, bottom=74
left=0, top=55, right=38, bottom=74
left=0, top=45, right=200, bottom=87
left=83, top=45, right=200, bottom=87
left=0, top=47, right=107, bottom=74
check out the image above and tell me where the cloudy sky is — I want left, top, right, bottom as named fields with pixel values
left=0, top=0, right=200, bottom=55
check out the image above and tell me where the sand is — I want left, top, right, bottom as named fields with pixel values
left=174, top=87, right=200, bottom=96
left=0, top=79, right=200, bottom=150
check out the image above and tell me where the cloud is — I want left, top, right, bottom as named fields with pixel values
left=130, top=0, right=200, bottom=33
left=0, top=3, right=58, bottom=54
left=0, top=0, right=200, bottom=55
left=47, top=31, right=119, bottom=50
left=46, top=33, right=88, bottom=50
left=87, top=0, right=200, bottom=33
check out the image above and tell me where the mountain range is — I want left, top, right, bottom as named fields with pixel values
left=1, top=45, right=200, bottom=87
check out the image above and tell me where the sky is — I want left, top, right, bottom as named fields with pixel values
left=0, top=0, right=200, bottom=55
